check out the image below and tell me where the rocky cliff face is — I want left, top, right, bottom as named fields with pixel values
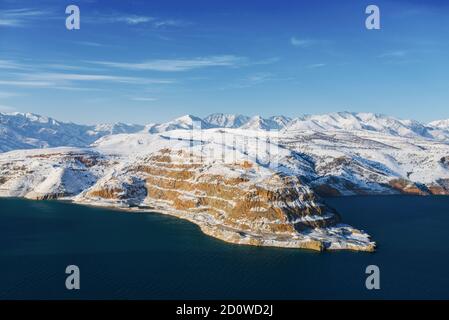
left=75, top=145, right=373, bottom=251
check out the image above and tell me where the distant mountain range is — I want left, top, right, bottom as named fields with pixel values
left=0, top=112, right=143, bottom=152
left=2, top=111, right=449, bottom=152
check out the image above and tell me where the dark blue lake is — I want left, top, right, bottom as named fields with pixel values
left=1, top=196, right=448, bottom=299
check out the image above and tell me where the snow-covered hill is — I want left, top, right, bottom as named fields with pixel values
left=285, top=112, right=442, bottom=139
left=0, top=112, right=144, bottom=152
left=429, top=119, right=449, bottom=130
left=145, top=115, right=213, bottom=133
left=203, top=113, right=250, bottom=128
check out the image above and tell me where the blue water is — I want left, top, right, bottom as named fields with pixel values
left=1, top=196, right=449, bottom=299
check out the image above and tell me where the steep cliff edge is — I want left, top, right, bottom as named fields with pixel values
left=77, top=148, right=374, bottom=251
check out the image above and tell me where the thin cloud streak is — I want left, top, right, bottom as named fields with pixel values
left=307, top=63, right=326, bottom=68
left=379, top=50, right=408, bottom=58
left=0, top=8, right=50, bottom=27
left=0, top=60, right=27, bottom=70
left=220, top=72, right=292, bottom=90
left=86, top=13, right=190, bottom=28
left=20, top=72, right=166, bottom=84
left=0, top=91, right=20, bottom=98
left=0, top=80, right=55, bottom=87
left=131, top=97, right=158, bottom=101
left=0, top=72, right=175, bottom=89
left=0, top=104, right=17, bottom=112
left=290, top=37, right=331, bottom=48
left=290, top=37, right=314, bottom=48
left=89, top=55, right=247, bottom=72
left=113, top=15, right=155, bottom=25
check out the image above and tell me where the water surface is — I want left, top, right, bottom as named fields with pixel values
left=1, top=196, right=448, bottom=299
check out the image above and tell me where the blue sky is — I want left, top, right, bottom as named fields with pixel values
left=1, top=0, right=449, bottom=124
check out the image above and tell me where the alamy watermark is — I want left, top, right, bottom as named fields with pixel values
left=65, top=265, right=80, bottom=290
left=66, top=5, right=80, bottom=30
left=180, top=121, right=282, bottom=170
left=64, top=4, right=381, bottom=31
left=365, top=265, right=380, bottom=290
left=366, top=5, right=381, bottom=30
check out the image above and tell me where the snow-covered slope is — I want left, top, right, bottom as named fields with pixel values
left=88, top=123, right=144, bottom=136
left=145, top=115, right=214, bottom=133
left=203, top=113, right=250, bottom=128
left=203, top=114, right=292, bottom=130
left=429, top=119, right=449, bottom=130
left=279, top=129, right=449, bottom=196
left=239, top=115, right=285, bottom=130
left=284, top=112, right=445, bottom=140
left=0, top=112, right=144, bottom=152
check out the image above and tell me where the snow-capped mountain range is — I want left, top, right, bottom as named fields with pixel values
left=2, top=111, right=449, bottom=152
left=0, top=112, right=144, bottom=152
left=2, top=110, right=449, bottom=251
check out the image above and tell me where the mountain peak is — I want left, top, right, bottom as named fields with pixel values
left=3, top=111, right=449, bottom=153
left=175, top=114, right=202, bottom=122
left=203, top=113, right=250, bottom=128
left=429, top=119, right=449, bottom=129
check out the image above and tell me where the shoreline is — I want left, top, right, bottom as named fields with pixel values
left=1, top=195, right=376, bottom=252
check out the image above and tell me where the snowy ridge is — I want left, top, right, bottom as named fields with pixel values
left=0, top=112, right=144, bottom=152
left=203, top=113, right=250, bottom=128
left=3, top=111, right=449, bottom=154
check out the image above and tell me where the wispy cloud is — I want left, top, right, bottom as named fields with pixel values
left=0, top=58, right=107, bottom=73
left=131, top=97, right=158, bottom=102
left=246, top=73, right=273, bottom=84
left=306, top=63, right=326, bottom=69
left=0, top=56, right=176, bottom=90
left=0, top=59, right=27, bottom=70
left=112, top=15, right=155, bottom=25
left=41, top=63, right=104, bottom=72
left=153, top=19, right=189, bottom=28
left=0, top=80, right=54, bottom=87
left=379, top=50, right=408, bottom=58
left=222, top=72, right=290, bottom=90
left=0, top=71, right=174, bottom=89
left=0, top=8, right=49, bottom=27
left=89, top=55, right=246, bottom=72
left=19, top=72, right=174, bottom=85
left=22, top=73, right=136, bottom=82
left=87, top=13, right=190, bottom=28
left=290, top=36, right=330, bottom=48
left=52, top=86, right=106, bottom=92
left=0, top=104, right=16, bottom=112
left=0, top=91, right=20, bottom=98
left=290, top=37, right=315, bottom=48
left=71, top=41, right=104, bottom=47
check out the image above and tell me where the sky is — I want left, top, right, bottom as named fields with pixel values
left=0, top=0, right=449, bottom=124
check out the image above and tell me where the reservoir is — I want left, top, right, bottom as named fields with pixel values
left=1, top=196, right=448, bottom=299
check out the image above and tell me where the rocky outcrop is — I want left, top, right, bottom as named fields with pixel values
left=387, top=179, right=427, bottom=195
left=74, top=147, right=374, bottom=252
